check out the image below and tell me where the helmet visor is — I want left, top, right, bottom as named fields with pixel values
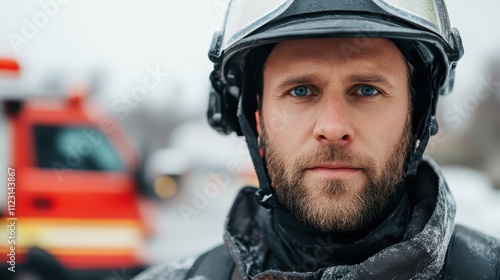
left=220, top=0, right=294, bottom=56
left=372, top=0, right=451, bottom=42
left=219, top=0, right=452, bottom=55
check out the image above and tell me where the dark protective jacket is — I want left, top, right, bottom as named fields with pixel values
left=133, top=157, right=500, bottom=280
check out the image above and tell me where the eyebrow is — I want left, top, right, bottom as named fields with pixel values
left=276, top=74, right=319, bottom=91
left=347, top=73, right=395, bottom=90
left=275, top=73, right=395, bottom=91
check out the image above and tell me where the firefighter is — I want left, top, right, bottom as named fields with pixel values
left=135, top=0, right=500, bottom=279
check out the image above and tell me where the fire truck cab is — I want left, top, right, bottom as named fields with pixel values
left=0, top=58, right=150, bottom=280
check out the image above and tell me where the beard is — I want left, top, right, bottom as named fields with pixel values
left=260, top=114, right=412, bottom=234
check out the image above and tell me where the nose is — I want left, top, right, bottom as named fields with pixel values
left=312, top=98, right=355, bottom=145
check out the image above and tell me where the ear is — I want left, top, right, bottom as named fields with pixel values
left=255, top=110, right=261, bottom=136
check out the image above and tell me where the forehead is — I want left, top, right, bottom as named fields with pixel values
left=264, top=38, right=405, bottom=66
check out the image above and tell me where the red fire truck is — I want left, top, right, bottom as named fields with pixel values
left=0, top=58, right=153, bottom=280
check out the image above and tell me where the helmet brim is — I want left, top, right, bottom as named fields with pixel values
left=222, top=13, right=454, bottom=79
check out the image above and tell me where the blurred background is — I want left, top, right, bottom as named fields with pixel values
left=0, top=0, right=499, bottom=279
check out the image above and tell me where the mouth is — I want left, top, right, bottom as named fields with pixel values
left=304, top=164, right=362, bottom=179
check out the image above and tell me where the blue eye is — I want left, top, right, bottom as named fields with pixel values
left=357, top=85, right=379, bottom=96
left=290, top=86, right=311, bottom=97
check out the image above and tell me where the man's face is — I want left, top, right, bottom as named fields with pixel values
left=256, top=38, right=412, bottom=233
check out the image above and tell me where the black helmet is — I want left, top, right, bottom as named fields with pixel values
left=207, top=0, right=464, bottom=208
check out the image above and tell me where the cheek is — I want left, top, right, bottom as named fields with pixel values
left=388, top=97, right=411, bottom=136
left=355, top=97, right=409, bottom=154
left=262, top=100, right=313, bottom=147
left=380, top=105, right=409, bottom=151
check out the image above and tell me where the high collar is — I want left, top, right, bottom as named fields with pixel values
left=223, top=156, right=456, bottom=279
left=269, top=182, right=411, bottom=271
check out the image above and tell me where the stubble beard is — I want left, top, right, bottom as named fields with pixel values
left=261, top=114, right=412, bottom=234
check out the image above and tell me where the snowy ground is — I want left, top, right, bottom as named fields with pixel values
left=146, top=165, right=500, bottom=265
left=440, top=166, right=500, bottom=238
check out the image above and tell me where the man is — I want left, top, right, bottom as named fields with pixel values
left=135, top=0, right=500, bottom=279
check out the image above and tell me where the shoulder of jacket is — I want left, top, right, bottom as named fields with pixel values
left=444, top=224, right=500, bottom=279
left=132, top=256, right=197, bottom=280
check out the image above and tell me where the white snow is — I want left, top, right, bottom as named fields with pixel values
left=440, top=166, right=500, bottom=239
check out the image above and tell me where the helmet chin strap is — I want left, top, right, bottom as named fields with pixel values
left=405, top=133, right=429, bottom=177
left=405, top=108, right=433, bottom=177
left=237, top=86, right=279, bottom=209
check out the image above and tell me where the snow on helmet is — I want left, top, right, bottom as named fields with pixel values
left=206, top=0, right=464, bottom=208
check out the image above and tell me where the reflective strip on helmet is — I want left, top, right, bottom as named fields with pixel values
left=371, top=0, right=451, bottom=42
left=220, top=0, right=294, bottom=56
